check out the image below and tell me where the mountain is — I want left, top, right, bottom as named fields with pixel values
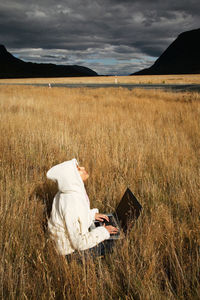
left=0, top=45, right=98, bottom=78
left=132, top=28, right=200, bottom=75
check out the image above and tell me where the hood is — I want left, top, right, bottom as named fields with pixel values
left=46, top=158, right=85, bottom=194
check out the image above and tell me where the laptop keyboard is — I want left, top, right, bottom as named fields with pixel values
left=94, top=215, right=120, bottom=237
left=102, top=216, right=117, bottom=227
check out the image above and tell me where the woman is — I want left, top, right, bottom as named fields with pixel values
left=47, top=158, right=118, bottom=257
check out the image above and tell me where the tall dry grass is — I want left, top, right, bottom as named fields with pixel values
left=0, top=85, right=199, bottom=299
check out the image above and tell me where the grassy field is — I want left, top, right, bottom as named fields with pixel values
left=0, top=83, right=200, bottom=299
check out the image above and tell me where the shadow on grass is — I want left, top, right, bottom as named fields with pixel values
left=30, top=180, right=57, bottom=230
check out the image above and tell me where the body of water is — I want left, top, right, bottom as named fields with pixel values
left=1, top=82, right=200, bottom=93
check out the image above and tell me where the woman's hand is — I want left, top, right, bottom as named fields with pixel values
left=95, top=213, right=118, bottom=234
left=104, top=225, right=119, bottom=235
left=95, top=213, right=109, bottom=222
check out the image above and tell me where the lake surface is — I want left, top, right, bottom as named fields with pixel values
left=1, top=82, right=200, bottom=93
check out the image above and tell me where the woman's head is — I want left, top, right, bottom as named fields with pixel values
left=47, top=159, right=86, bottom=193
left=77, top=165, right=89, bottom=182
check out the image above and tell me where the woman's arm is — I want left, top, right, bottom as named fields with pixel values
left=61, top=200, right=110, bottom=251
left=89, top=208, right=99, bottom=222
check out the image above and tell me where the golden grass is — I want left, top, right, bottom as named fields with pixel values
left=0, top=85, right=200, bottom=299
left=1, top=74, right=200, bottom=84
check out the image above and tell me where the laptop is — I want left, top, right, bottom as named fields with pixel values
left=94, top=188, right=142, bottom=240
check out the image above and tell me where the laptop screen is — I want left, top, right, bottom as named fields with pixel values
left=115, top=188, right=142, bottom=233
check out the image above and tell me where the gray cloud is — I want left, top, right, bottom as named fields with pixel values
left=0, top=0, right=200, bottom=74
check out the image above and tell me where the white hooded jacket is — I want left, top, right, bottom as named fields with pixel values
left=47, top=158, right=110, bottom=255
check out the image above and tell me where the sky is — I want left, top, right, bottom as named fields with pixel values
left=0, top=0, right=200, bottom=75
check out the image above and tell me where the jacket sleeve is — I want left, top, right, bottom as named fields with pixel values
left=61, top=199, right=110, bottom=251
left=89, top=208, right=98, bottom=222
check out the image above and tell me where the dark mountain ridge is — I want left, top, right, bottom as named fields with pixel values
left=0, top=45, right=98, bottom=78
left=132, top=28, right=200, bottom=75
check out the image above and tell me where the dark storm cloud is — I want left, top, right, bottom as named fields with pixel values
left=0, top=0, right=200, bottom=74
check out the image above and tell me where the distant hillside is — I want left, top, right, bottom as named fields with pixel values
left=132, top=28, right=200, bottom=75
left=0, top=45, right=98, bottom=78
